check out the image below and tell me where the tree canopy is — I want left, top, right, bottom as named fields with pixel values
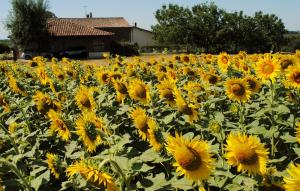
left=6, top=0, right=55, bottom=50
left=152, top=3, right=286, bottom=53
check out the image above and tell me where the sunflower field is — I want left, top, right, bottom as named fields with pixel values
left=0, top=51, right=300, bottom=191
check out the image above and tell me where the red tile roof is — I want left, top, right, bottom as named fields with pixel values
left=47, top=18, right=114, bottom=37
left=60, top=17, right=132, bottom=28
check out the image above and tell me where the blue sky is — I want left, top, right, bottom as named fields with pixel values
left=0, top=0, right=299, bottom=39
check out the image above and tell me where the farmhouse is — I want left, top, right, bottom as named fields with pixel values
left=47, top=17, right=156, bottom=56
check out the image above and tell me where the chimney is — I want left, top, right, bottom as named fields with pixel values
left=134, top=22, right=137, bottom=27
left=89, top=12, right=92, bottom=18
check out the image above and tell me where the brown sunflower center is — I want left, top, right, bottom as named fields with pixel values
left=135, top=116, right=148, bottom=132
left=262, top=63, right=274, bottom=74
left=116, top=82, right=128, bottom=94
left=183, top=56, right=189, bottom=63
left=0, top=96, right=4, bottom=105
left=176, top=146, right=202, bottom=171
left=101, top=73, right=109, bottom=83
left=231, top=83, right=245, bottom=96
left=135, top=84, right=146, bottom=98
left=247, top=79, right=257, bottom=90
left=281, top=59, right=293, bottom=70
left=85, top=122, right=98, bottom=141
left=80, top=96, right=91, bottom=108
left=293, top=72, right=300, bottom=83
left=161, top=89, right=174, bottom=101
left=180, top=103, right=193, bottom=115
left=67, top=70, right=73, bottom=77
left=112, top=74, right=122, bottom=80
left=209, top=75, right=218, bottom=84
left=31, top=61, right=38, bottom=67
left=236, top=149, right=258, bottom=165
left=56, top=120, right=67, bottom=131
left=221, top=56, right=229, bottom=64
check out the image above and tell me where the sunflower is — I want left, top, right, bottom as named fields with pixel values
left=46, top=153, right=61, bottom=179
left=225, top=78, right=251, bottom=103
left=113, top=79, right=128, bottom=103
left=280, top=55, right=297, bottom=71
left=47, top=110, right=71, bottom=141
left=172, top=54, right=181, bottom=62
left=180, top=54, right=190, bottom=63
left=128, top=78, right=151, bottom=105
left=75, top=85, right=96, bottom=112
left=75, top=112, right=107, bottom=153
left=157, top=79, right=177, bottom=106
left=224, top=132, right=269, bottom=175
left=166, top=133, right=214, bottom=182
left=182, top=67, right=197, bottom=77
left=244, top=76, right=261, bottom=93
left=52, top=65, right=65, bottom=81
left=295, top=122, right=300, bottom=144
left=183, top=81, right=205, bottom=104
left=147, top=118, right=163, bottom=151
left=36, top=67, right=49, bottom=85
left=7, top=74, right=27, bottom=96
left=202, top=68, right=221, bottom=85
left=130, top=107, right=149, bottom=140
left=96, top=70, right=110, bottom=85
left=285, top=66, right=300, bottom=89
left=284, top=163, right=300, bottom=191
left=217, top=52, right=231, bottom=73
left=0, top=94, right=10, bottom=112
left=33, top=91, right=61, bottom=115
left=174, top=89, right=199, bottom=124
left=66, top=160, right=117, bottom=191
left=8, top=122, right=18, bottom=135
left=255, top=56, right=280, bottom=82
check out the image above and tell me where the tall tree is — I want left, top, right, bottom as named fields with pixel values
left=152, top=2, right=286, bottom=53
left=152, top=4, right=194, bottom=50
left=6, top=0, right=54, bottom=50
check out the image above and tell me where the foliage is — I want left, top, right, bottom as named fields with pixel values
left=282, top=32, right=300, bottom=52
left=152, top=3, right=286, bottom=53
left=110, top=41, right=139, bottom=57
left=0, top=52, right=299, bottom=190
left=6, top=0, right=55, bottom=50
left=0, top=44, right=10, bottom=54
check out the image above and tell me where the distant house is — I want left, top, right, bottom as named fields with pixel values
left=131, top=23, right=155, bottom=47
left=47, top=17, right=156, bottom=56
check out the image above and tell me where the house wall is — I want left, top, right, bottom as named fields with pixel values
left=131, top=28, right=156, bottom=47
left=49, top=36, right=112, bottom=53
left=98, top=27, right=131, bottom=42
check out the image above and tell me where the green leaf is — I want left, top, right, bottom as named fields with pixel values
left=31, top=170, right=50, bottom=191
left=280, top=133, right=297, bottom=143
left=163, top=112, right=176, bottom=124
left=214, top=111, right=224, bottom=123
left=293, top=148, right=300, bottom=157
left=170, top=177, right=193, bottom=190
left=276, top=105, right=290, bottom=114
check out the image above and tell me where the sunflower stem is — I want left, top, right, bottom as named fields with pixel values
left=239, top=103, right=246, bottom=133
left=98, top=158, right=131, bottom=190
left=0, top=123, right=19, bottom=154
left=0, top=159, right=32, bottom=191
left=11, top=99, right=31, bottom=132
left=270, top=80, right=276, bottom=158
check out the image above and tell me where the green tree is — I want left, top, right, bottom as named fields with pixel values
left=6, top=0, right=54, bottom=51
left=151, top=4, right=194, bottom=51
left=152, top=2, right=286, bottom=53
left=191, top=3, right=224, bottom=52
